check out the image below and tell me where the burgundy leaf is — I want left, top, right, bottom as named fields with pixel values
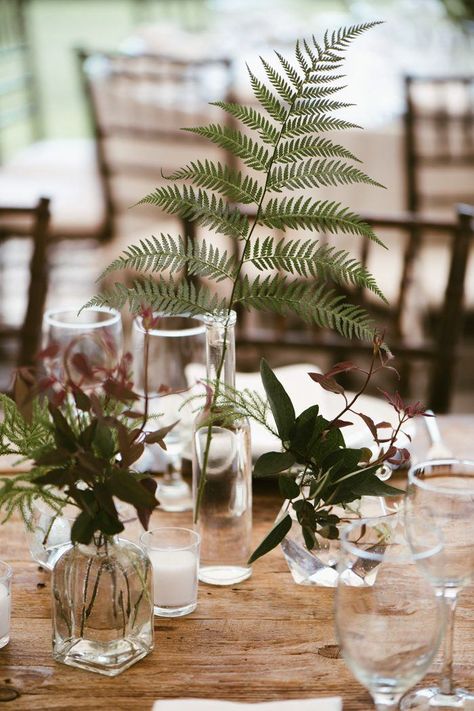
left=145, top=421, right=179, bottom=445
left=328, top=419, right=353, bottom=429
left=308, top=372, right=344, bottom=395
left=136, top=477, right=158, bottom=530
left=36, top=342, right=61, bottom=360
left=357, top=412, right=378, bottom=440
left=103, top=379, right=139, bottom=402
left=325, top=361, right=357, bottom=378
left=375, top=420, right=392, bottom=429
left=71, top=353, right=95, bottom=379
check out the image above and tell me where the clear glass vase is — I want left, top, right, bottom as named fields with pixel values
left=52, top=535, right=154, bottom=676
left=193, top=311, right=252, bottom=586
left=280, top=496, right=394, bottom=587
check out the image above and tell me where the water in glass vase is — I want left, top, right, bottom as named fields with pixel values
left=52, top=536, right=154, bottom=676
left=194, top=422, right=252, bottom=584
left=192, top=311, right=252, bottom=586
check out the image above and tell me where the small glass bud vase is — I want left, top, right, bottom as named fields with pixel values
left=52, top=535, right=154, bottom=676
left=193, top=311, right=252, bottom=586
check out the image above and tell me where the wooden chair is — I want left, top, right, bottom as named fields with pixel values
left=235, top=205, right=474, bottom=413
left=76, top=48, right=234, bottom=246
left=404, top=75, right=474, bottom=214
left=0, top=0, right=42, bottom=162
left=0, top=197, right=50, bottom=371
left=0, top=1, right=108, bottom=243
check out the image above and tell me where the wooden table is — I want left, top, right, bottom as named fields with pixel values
left=0, top=416, right=473, bottom=710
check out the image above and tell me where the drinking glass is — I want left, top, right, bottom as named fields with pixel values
left=0, top=562, right=12, bottom=649
left=402, top=459, right=474, bottom=710
left=140, top=527, right=200, bottom=617
left=132, top=314, right=205, bottom=512
left=43, top=306, right=123, bottom=387
left=336, top=517, right=445, bottom=711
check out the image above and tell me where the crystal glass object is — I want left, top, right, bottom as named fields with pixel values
left=43, top=306, right=123, bottom=387
left=0, top=562, right=12, bottom=649
left=193, top=311, right=252, bottom=586
left=52, top=535, right=154, bottom=676
left=402, top=459, right=474, bottom=710
left=280, top=496, right=389, bottom=587
left=26, top=499, right=74, bottom=571
left=133, top=314, right=206, bottom=512
left=336, top=517, right=444, bottom=711
left=141, top=527, right=200, bottom=617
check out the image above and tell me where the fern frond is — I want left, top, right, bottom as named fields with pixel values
left=296, top=84, right=346, bottom=99
left=274, top=51, right=303, bottom=91
left=268, top=159, right=384, bottom=192
left=260, top=57, right=296, bottom=103
left=323, top=22, right=383, bottom=52
left=84, top=277, right=228, bottom=317
left=183, top=124, right=270, bottom=171
left=274, top=135, right=361, bottom=164
left=167, top=160, right=262, bottom=205
left=139, top=185, right=249, bottom=239
left=210, top=102, right=278, bottom=145
left=99, top=235, right=237, bottom=283
left=234, top=275, right=375, bottom=341
left=247, top=67, right=287, bottom=122
left=260, top=198, right=383, bottom=244
left=282, top=115, right=361, bottom=138
left=244, top=236, right=386, bottom=302
left=292, top=99, right=354, bottom=116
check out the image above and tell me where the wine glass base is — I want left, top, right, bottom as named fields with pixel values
left=156, top=478, right=193, bottom=512
left=401, top=687, right=473, bottom=709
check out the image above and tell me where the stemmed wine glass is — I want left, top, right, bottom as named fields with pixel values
left=42, top=306, right=123, bottom=387
left=132, top=313, right=206, bottom=512
left=402, top=459, right=474, bottom=709
left=336, top=516, right=445, bottom=711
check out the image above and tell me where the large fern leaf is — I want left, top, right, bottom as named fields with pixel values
left=94, top=23, right=388, bottom=346
left=99, top=234, right=237, bottom=283
left=84, top=277, right=228, bottom=317
left=260, top=198, right=383, bottom=244
left=139, top=185, right=249, bottom=239
left=244, top=236, right=386, bottom=301
left=167, top=161, right=262, bottom=204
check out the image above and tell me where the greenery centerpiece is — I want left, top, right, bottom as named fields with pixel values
left=0, top=326, right=174, bottom=674
left=85, top=23, right=396, bottom=537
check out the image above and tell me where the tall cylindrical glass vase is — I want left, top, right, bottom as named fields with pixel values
left=192, top=311, right=252, bottom=586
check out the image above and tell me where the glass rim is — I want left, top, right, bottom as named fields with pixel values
left=0, top=561, right=13, bottom=583
left=408, top=458, right=474, bottom=496
left=340, top=517, right=443, bottom=563
left=140, top=526, right=200, bottom=551
left=133, top=313, right=206, bottom=338
left=44, top=306, right=121, bottom=330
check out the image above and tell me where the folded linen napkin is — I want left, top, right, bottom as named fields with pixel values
left=152, top=698, right=342, bottom=710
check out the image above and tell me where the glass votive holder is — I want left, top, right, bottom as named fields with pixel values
left=140, top=527, right=200, bottom=617
left=0, top=562, right=12, bottom=649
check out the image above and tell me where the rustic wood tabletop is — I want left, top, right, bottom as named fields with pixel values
left=0, top=415, right=472, bottom=710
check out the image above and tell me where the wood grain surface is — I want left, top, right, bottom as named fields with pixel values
left=0, top=416, right=472, bottom=710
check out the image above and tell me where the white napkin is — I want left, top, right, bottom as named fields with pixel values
left=152, top=698, right=342, bottom=711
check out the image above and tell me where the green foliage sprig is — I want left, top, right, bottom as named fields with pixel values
left=86, top=23, right=387, bottom=343
left=0, top=323, right=173, bottom=545
left=214, top=337, right=428, bottom=564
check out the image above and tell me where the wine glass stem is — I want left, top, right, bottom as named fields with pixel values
left=440, top=590, right=458, bottom=696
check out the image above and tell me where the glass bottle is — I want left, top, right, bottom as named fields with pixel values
left=193, top=311, right=252, bottom=585
left=52, top=535, right=154, bottom=676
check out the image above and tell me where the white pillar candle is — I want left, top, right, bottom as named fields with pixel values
left=0, top=583, right=11, bottom=640
left=149, top=549, right=197, bottom=608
